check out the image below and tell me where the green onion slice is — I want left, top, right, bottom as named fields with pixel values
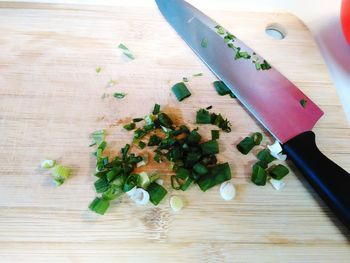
left=251, top=163, right=267, bottom=186
left=118, top=43, right=135, bottom=60
left=171, top=82, right=191, bottom=101
left=268, top=164, right=289, bottom=180
left=147, top=182, right=168, bottom=205
left=89, top=197, right=110, bottom=215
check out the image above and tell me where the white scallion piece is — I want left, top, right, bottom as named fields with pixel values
left=269, top=178, right=286, bottom=190
left=126, top=186, right=137, bottom=197
left=40, top=159, right=56, bottom=169
left=137, top=171, right=150, bottom=189
left=170, top=196, right=184, bottom=212
left=136, top=154, right=149, bottom=168
left=155, top=179, right=164, bottom=185
left=267, top=141, right=287, bottom=161
left=130, top=188, right=149, bottom=205
left=220, top=182, right=236, bottom=201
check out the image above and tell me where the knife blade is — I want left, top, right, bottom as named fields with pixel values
left=156, top=0, right=350, bottom=229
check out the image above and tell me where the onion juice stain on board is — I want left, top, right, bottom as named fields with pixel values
left=142, top=207, right=170, bottom=241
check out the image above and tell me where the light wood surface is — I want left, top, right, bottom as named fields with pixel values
left=0, top=2, right=349, bottom=262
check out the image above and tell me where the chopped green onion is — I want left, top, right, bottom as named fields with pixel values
left=121, top=144, right=130, bottom=160
left=176, top=167, right=190, bottom=180
left=138, top=141, right=146, bottom=149
left=229, top=92, right=236, bottom=98
left=95, top=67, right=102, bottom=73
left=148, top=134, right=161, bottom=146
left=254, top=160, right=268, bottom=169
left=171, top=82, right=191, bottom=101
left=152, top=104, right=161, bottom=115
left=215, top=25, right=225, bottom=35
left=201, top=38, right=208, bottom=48
left=107, top=79, right=117, bottom=87
left=197, top=163, right=231, bottom=191
left=113, top=92, right=126, bottom=99
left=89, top=197, right=110, bottom=215
left=193, top=163, right=208, bottom=175
left=300, top=99, right=307, bottom=108
left=118, top=43, right=135, bottom=60
left=236, top=136, right=255, bottom=155
left=252, top=132, right=263, bottom=145
left=137, top=171, right=150, bottom=189
left=154, top=152, right=163, bottom=163
left=251, top=163, right=267, bottom=186
left=256, top=149, right=276, bottom=164
left=51, top=165, right=71, bottom=186
left=102, top=185, right=123, bottom=201
left=40, top=159, right=56, bottom=169
left=210, top=113, right=231, bottom=132
left=268, top=164, right=289, bottom=180
left=94, top=177, right=109, bottom=193
left=147, top=182, right=168, bottom=205
left=133, top=118, right=143, bottom=123
left=182, top=77, right=189, bottom=82
left=213, top=81, right=231, bottom=96
left=187, top=130, right=201, bottom=145
left=201, top=140, right=219, bottom=155
left=206, top=105, right=212, bottom=110
left=123, top=174, right=138, bottom=192
left=123, top=122, right=135, bottom=131
left=193, top=73, right=203, bottom=77
left=211, top=130, right=220, bottom=140
left=180, top=177, right=194, bottom=191
left=169, top=196, right=184, bottom=212
left=171, top=175, right=182, bottom=190
left=91, top=130, right=105, bottom=145
left=196, top=109, right=211, bottom=124
left=158, top=112, right=173, bottom=128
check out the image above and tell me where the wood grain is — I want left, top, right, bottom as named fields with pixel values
left=0, top=2, right=349, bottom=262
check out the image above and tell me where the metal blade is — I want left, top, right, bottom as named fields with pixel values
left=155, top=0, right=323, bottom=143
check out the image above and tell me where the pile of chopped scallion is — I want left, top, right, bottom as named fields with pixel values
left=89, top=104, right=232, bottom=215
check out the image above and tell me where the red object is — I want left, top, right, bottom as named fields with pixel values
left=341, top=0, right=350, bottom=44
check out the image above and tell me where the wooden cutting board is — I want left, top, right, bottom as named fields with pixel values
left=0, top=2, right=349, bottom=262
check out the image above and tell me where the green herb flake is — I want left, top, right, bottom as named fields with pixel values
left=95, top=67, right=102, bottom=73
left=138, top=141, right=146, bottom=149
left=215, top=25, right=225, bottom=35
left=211, top=130, right=220, bottom=140
left=171, top=82, right=191, bottom=101
left=213, top=81, right=231, bottom=96
left=89, top=197, right=110, bottom=215
left=300, top=99, right=307, bottom=108
left=201, top=38, right=208, bottom=48
left=123, top=122, right=136, bottom=131
left=118, top=43, right=135, bottom=60
left=133, top=118, right=143, bottom=123
left=182, top=77, right=189, bottom=82
left=113, top=92, right=126, bottom=99
left=152, top=104, right=161, bottom=115
left=193, top=73, right=203, bottom=77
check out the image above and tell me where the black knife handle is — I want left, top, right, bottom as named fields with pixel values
left=283, top=131, right=350, bottom=230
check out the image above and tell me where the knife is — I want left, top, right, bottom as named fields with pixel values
left=155, top=0, right=350, bottom=229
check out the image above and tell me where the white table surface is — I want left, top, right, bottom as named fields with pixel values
left=4, top=0, right=350, bottom=123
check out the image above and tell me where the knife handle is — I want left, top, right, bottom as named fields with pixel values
left=283, top=131, right=350, bottom=230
